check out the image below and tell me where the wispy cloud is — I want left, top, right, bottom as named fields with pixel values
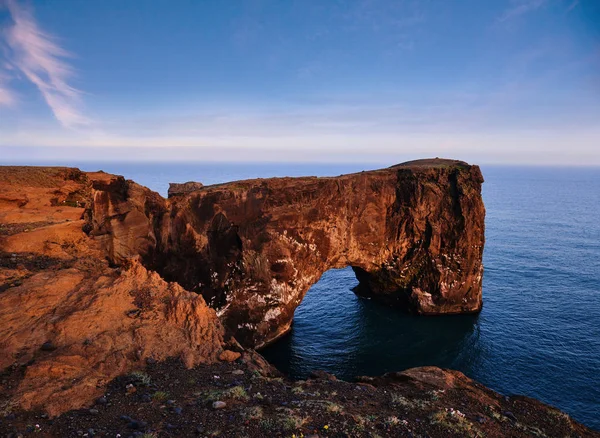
left=499, top=0, right=548, bottom=22
left=0, top=71, right=15, bottom=106
left=1, top=0, right=89, bottom=128
left=0, top=86, right=14, bottom=105
left=566, top=0, right=579, bottom=12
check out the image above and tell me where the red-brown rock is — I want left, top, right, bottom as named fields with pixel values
left=87, top=158, right=485, bottom=348
left=0, top=168, right=224, bottom=416
left=219, top=349, right=242, bottom=362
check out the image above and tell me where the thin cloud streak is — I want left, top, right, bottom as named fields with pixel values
left=2, top=0, right=89, bottom=128
left=0, top=76, right=15, bottom=106
left=0, top=87, right=14, bottom=105
left=2, top=126, right=600, bottom=166
left=566, top=0, right=579, bottom=12
left=498, top=0, right=547, bottom=22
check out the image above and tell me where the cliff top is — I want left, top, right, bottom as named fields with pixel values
left=392, top=158, right=471, bottom=169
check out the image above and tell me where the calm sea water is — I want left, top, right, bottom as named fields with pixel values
left=63, top=162, right=600, bottom=430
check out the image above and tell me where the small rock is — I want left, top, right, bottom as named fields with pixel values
left=310, top=370, right=337, bottom=381
left=165, top=423, right=177, bottom=430
left=356, top=375, right=375, bottom=383
left=195, top=425, right=205, bottom=434
left=96, top=397, right=107, bottom=405
left=146, top=357, right=157, bottom=365
left=87, top=428, right=95, bottom=436
left=166, top=399, right=176, bottom=406
left=212, top=401, right=226, bottom=409
left=89, top=409, right=99, bottom=415
left=141, top=394, right=152, bottom=403
left=126, top=383, right=137, bottom=394
left=219, top=350, right=241, bottom=362
left=173, top=407, right=183, bottom=415
left=231, top=369, right=244, bottom=375
left=120, top=415, right=133, bottom=422
left=168, top=181, right=204, bottom=198
left=127, top=420, right=147, bottom=430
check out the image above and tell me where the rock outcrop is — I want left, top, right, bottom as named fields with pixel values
left=88, top=158, right=485, bottom=348
left=0, top=167, right=225, bottom=416
left=168, top=181, right=204, bottom=198
left=0, top=159, right=485, bottom=414
left=2, top=163, right=599, bottom=436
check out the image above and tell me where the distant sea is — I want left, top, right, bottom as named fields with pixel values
left=24, top=161, right=600, bottom=430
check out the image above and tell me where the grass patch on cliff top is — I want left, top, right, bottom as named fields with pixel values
left=151, top=391, right=169, bottom=402
left=430, top=409, right=484, bottom=437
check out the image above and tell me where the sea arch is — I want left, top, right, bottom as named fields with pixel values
left=89, top=159, right=485, bottom=348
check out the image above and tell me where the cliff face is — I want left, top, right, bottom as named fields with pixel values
left=89, top=158, right=485, bottom=348
left=0, top=168, right=225, bottom=416
left=2, top=164, right=599, bottom=436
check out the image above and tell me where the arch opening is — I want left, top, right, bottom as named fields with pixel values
left=260, top=267, right=481, bottom=381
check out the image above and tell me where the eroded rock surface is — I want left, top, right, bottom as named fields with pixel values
left=2, top=163, right=597, bottom=436
left=0, top=168, right=224, bottom=416
left=0, top=160, right=484, bottom=413
left=168, top=181, right=204, bottom=198
left=88, top=158, right=485, bottom=348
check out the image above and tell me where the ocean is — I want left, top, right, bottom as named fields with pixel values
left=71, top=162, right=600, bottom=430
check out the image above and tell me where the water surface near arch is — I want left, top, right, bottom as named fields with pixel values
left=261, top=267, right=483, bottom=380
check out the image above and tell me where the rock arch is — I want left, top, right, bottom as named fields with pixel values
left=89, top=159, right=485, bottom=348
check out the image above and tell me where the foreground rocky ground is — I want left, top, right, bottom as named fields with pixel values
left=0, top=165, right=598, bottom=437
left=2, top=358, right=597, bottom=438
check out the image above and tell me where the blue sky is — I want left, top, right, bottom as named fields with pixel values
left=0, top=0, right=598, bottom=164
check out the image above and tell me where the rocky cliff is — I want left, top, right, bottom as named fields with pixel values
left=89, top=158, right=485, bottom=348
left=0, top=159, right=485, bottom=415
left=0, top=167, right=227, bottom=416
left=2, top=163, right=598, bottom=437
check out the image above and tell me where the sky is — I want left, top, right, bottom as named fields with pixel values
left=0, top=0, right=598, bottom=165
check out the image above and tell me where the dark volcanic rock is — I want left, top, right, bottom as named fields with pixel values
left=6, top=359, right=597, bottom=438
left=88, top=158, right=485, bottom=348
